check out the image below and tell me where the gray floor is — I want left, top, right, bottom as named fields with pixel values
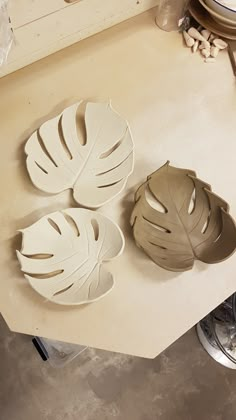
left=1, top=315, right=236, bottom=420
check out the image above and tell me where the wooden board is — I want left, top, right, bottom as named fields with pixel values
left=228, top=40, right=236, bottom=75
left=2, top=0, right=159, bottom=77
left=0, top=11, right=236, bottom=358
left=9, top=0, right=74, bottom=28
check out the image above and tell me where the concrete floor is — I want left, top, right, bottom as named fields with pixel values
left=1, top=316, right=236, bottom=420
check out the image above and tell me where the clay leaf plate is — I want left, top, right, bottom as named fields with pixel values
left=25, top=101, right=134, bottom=208
left=16, top=208, right=125, bottom=305
left=130, top=161, right=236, bottom=272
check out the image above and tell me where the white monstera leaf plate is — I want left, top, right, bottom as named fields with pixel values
left=25, top=101, right=134, bottom=208
left=16, top=208, right=125, bottom=305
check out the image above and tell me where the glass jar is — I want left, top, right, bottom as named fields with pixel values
left=155, top=0, right=190, bottom=32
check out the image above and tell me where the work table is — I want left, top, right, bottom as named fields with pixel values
left=0, top=9, right=236, bottom=358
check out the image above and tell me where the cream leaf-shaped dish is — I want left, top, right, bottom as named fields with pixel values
left=25, top=101, right=134, bottom=208
left=17, top=208, right=124, bottom=305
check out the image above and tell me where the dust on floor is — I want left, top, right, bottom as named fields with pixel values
left=0, top=315, right=236, bottom=420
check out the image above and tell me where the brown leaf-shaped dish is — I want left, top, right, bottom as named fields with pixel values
left=130, top=162, right=236, bottom=272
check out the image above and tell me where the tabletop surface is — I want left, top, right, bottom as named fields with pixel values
left=1, top=10, right=236, bottom=358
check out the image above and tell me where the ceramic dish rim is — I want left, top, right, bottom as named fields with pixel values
left=199, top=0, right=236, bottom=24
left=189, top=0, right=236, bottom=39
left=209, top=0, right=236, bottom=13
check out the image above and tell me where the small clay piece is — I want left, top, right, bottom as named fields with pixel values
left=192, top=40, right=199, bottom=53
left=17, top=208, right=125, bottom=305
left=209, top=34, right=216, bottom=42
left=188, top=27, right=205, bottom=42
left=182, top=25, right=223, bottom=62
left=213, top=38, right=228, bottom=50
left=199, top=40, right=210, bottom=50
left=130, top=161, right=236, bottom=272
left=183, top=30, right=195, bottom=47
left=201, top=29, right=210, bottom=40
left=205, top=57, right=216, bottom=63
left=203, top=40, right=210, bottom=49
left=210, top=46, right=219, bottom=58
left=201, top=48, right=210, bottom=58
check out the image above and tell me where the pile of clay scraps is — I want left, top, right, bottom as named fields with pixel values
left=183, top=27, right=228, bottom=62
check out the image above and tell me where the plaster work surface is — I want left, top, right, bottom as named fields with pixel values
left=1, top=10, right=236, bottom=357
left=1, top=315, right=236, bottom=420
